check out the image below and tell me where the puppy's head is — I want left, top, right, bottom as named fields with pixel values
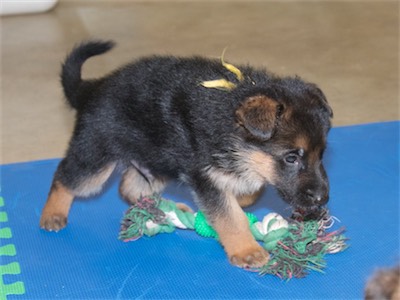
left=235, top=78, right=332, bottom=214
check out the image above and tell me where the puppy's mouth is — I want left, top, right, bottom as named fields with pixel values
left=278, top=190, right=325, bottom=220
left=291, top=205, right=327, bottom=221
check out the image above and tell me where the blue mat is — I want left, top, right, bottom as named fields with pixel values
left=1, top=121, right=399, bottom=299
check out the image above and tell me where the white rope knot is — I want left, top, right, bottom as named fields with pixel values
left=254, top=212, right=289, bottom=235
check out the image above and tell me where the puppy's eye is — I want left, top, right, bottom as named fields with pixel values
left=285, top=154, right=299, bottom=164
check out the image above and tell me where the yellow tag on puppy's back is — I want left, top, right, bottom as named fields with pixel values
left=221, top=48, right=244, bottom=82
left=200, top=49, right=244, bottom=91
left=200, top=79, right=237, bottom=90
left=221, top=61, right=244, bottom=82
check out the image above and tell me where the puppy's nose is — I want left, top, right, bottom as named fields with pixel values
left=306, top=189, right=329, bottom=205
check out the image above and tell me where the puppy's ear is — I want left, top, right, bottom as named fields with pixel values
left=236, top=95, right=282, bottom=141
left=308, top=84, right=333, bottom=118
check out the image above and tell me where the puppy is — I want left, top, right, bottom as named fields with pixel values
left=40, top=40, right=333, bottom=268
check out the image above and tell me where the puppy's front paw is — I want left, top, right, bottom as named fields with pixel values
left=40, top=214, right=67, bottom=232
left=229, top=244, right=269, bottom=269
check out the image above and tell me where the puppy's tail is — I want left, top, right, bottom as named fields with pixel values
left=61, top=40, right=115, bottom=109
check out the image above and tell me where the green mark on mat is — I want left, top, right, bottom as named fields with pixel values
left=0, top=197, right=26, bottom=299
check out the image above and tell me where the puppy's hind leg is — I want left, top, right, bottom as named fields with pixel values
left=40, top=158, right=116, bottom=231
left=119, top=163, right=167, bottom=204
left=39, top=180, right=74, bottom=232
left=119, top=163, right=194, bottom=212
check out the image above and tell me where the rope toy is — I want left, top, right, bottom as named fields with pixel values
left=119, top=194, right=348, bottom=279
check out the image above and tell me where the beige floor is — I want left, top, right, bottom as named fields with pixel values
left=1, top=0, right=399, bottom=164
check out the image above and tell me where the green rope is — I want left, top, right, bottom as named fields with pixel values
left=194, top=211, right=258, bottom=239
left=119, top=194, right=348, bottom=279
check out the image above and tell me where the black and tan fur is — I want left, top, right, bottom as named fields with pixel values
left=40, top=40, right=333, bottom=268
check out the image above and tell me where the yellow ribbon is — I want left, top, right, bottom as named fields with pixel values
left=200, top=49, right=244, bottom=90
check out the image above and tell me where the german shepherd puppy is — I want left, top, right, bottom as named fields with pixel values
left=40, top=40, right=333, bottom=268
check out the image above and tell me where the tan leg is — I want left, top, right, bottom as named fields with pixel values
left=119, top=166, right=166, bottom=204
left=40, top=163, right=116, bottom=231
left=213, top=192, right=269, bottom=268
left=40, top=181, right=74, bottom=231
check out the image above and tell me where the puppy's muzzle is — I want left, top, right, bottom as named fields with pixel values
left=305, top=187, right=329, bottom=207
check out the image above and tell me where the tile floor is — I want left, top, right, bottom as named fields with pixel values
left=1, top=0, right=398, bottom=163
